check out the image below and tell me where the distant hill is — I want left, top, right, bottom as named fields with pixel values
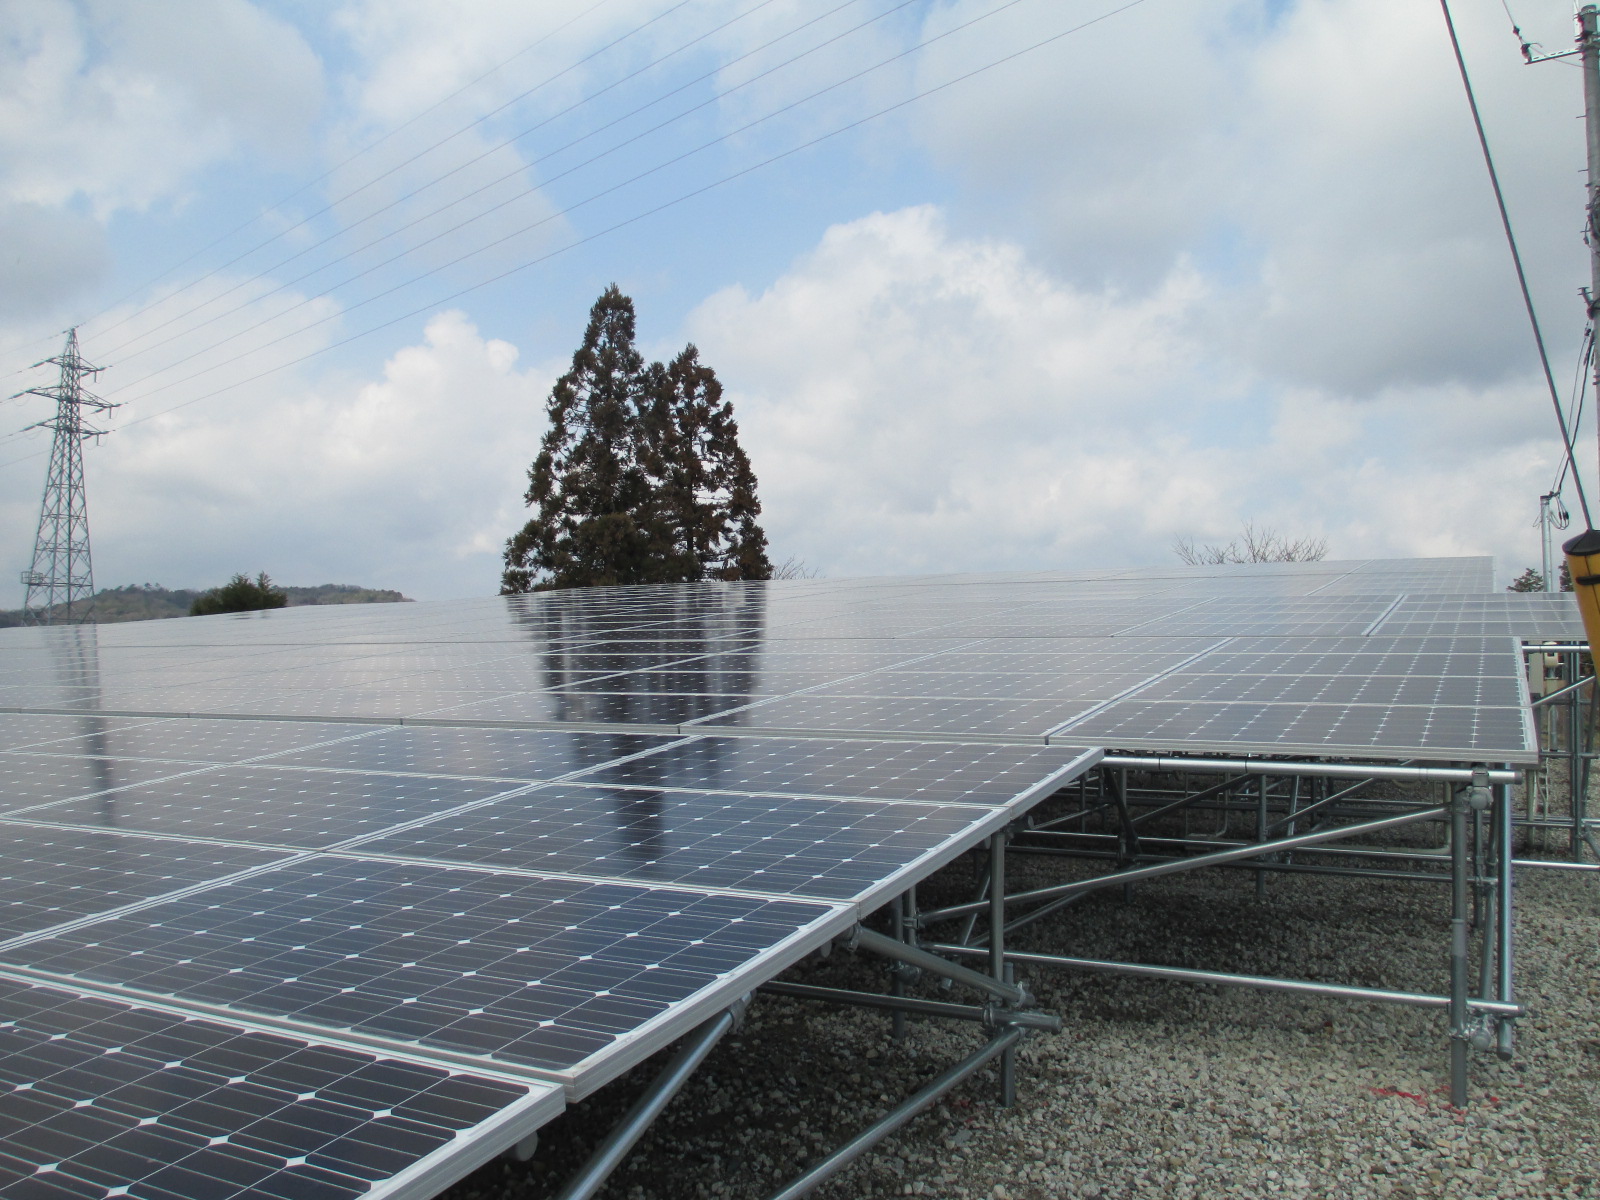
left=0, top=583, right=411, bottom=627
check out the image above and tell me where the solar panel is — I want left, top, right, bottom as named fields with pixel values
left=0, top=825, right=289, bottom=940
left=0, top=976, right=560, bottom=1200
left=1, top=856, right=846, bottom=1084
left=693, top=695, right=1096, bottom=741
left=21, top=768, right=532, bottom=848
left=0, top=753, right=220, bottom=814
left=257, top=726, right=677, bottom=781
left=0, top=559, right=1535, bottom=762
left=359, top=783, right=1009, bottom=904
left=583, top=736, right=1089, bottom=806
left=0, top=554, right=1539, bottom=1197
left=1051, top=698, right=1533, bottom=760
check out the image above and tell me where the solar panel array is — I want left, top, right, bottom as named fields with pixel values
left=0, top=703, right=1098, bottom=1197
left=0, top=555, right=1546, bottom=762
left=0, top=555, right=1554, bottom=1196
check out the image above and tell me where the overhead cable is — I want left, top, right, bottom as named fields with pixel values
left=102, top=0, right=1051, bottom=403
left=82, top=0, right=692, bottom=348
left=1438, top=0, right=1592, bottom=525
left=97, top=0, right=883, bottom=368
left=0, top=0, right=1151, bottom=461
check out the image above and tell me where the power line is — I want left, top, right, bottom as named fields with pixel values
left=1437, top=0, right=1592, bottom=525
left=95, top=0, right=874, bottom=368
left=98, top=0, right=1044, bottom=406
left=100, top=0, right=918, bottom=385
left=96, top=0, right=1149, bottom=436
left=0, top=0, right=1150, bottom=468
left=0, top=0, right=623, bottom=384
left=80, top=0, right=693, bottom=349
left=1556, top=323, right=1594, bottom=495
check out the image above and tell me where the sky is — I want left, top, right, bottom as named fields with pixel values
left=0, top=0, right=1593, bottom=601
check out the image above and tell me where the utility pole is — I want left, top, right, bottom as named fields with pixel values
left=1575, top=6, right=1600, bottom=498
left=1540, top=491, right=1558, bottom=591
left=13, top=329, right=116, bottom=625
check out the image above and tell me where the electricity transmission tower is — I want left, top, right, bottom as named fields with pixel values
left=13, top=329, right=116, bottom=625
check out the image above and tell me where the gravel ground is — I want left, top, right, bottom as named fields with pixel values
left=438, top=783, right=1600, bottom=1200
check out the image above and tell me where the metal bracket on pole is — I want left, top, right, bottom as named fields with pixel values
left=851, top=925, right=1030, bottom=1008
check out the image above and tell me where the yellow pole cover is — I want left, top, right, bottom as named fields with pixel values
left=1562, top=529, right=1600, bottom=668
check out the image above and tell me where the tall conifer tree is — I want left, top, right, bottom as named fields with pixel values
left=645, top=346, right=771, bottom=581
left=502, top=286, right=658, bottom=592
left=502, top=286, right=771, bottom=591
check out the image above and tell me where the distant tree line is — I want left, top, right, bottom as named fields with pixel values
left=1173, top=523, right=1329, bottom=565
left=0, top=581, right=411, bottom=627
left=502, top=286, right=772, bottom=592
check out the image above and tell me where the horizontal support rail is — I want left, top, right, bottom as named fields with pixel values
left=928, top=946, right=1527, bottom=1018
left=1099, top=756, right=1518, bottom=784
left=923, top=806, right=1447, bottom=922
left=757, top=982, right=1060, bottom=1031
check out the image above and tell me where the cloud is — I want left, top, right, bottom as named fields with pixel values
left=0, top=202, right=107, bottom=322
left=684, top=205, right=1563, bottom=580
left=0, top=0, right=325, bottom=218
left=908, top=0, right=1589, bottom=396
left=0, top=270, right=555, bottom=602
left=75, top=310, right=554, bottom=601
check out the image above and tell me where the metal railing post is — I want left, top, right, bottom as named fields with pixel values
left=1449, top=783, right=1473, bottom=1107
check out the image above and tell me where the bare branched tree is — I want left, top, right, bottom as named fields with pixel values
left=1173, top=522, right=1328, bottom=566
left=770, top=556, right=819, bottom=580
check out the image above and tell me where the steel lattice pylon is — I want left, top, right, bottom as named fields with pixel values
left=15, top=329, right=116, bottom=625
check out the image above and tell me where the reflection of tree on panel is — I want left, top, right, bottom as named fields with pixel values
left=508, top=583, right=770, bottom=869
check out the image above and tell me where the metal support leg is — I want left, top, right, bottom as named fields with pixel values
left=1256, top=776, right=1269, bottom=900
left=1570, top=662, right=1582, bottom=860
left=1000, top=963, right=1018, bottom=1107
left=1449, top=786, right=1472, bottom=1107
left=889, top=895, right=907, bottom=1042
left=989, top=831, right=1015, bottom=1106
left=1496, top=772, right=1516, bottom=1059
left=551, top=1003, right=744, bottom=1200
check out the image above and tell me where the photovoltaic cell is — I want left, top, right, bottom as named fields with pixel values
left=25, top=768, right=530, bottom=849
left=358, top=783, right=1005, bottom=902
left=1, top=857, right=840, bottom=1077
left=584, top=736, right=1091, bottom=806
left=0, top=976, right=557, bottom=1200
left=258, top=726, right=676, bottom=781
left=1052, top=698, right=1531, bottom=759
left=0, top=824, right=289, bottom=942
